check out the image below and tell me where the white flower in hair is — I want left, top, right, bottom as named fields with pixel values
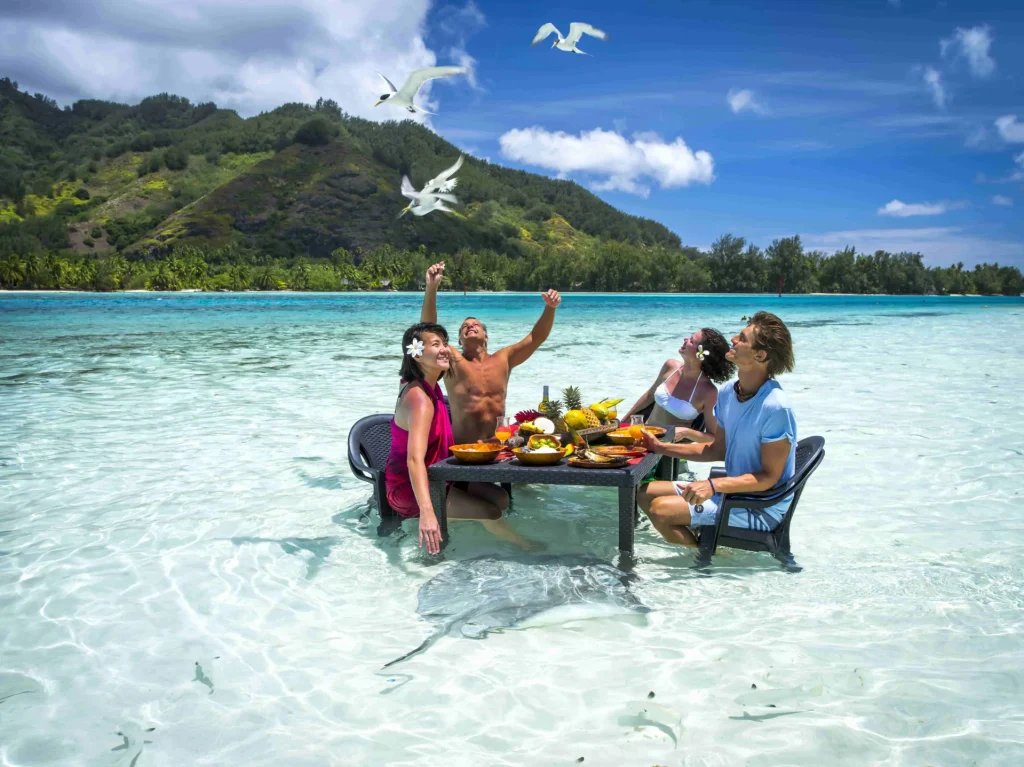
left=695, top=344, right=710, bottom=362
left=406, top=338, right=424, bottom=358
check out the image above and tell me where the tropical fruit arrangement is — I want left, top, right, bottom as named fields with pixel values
left=514, top=388, right=623, bottom=435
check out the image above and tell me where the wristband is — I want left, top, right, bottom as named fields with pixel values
left=707, top=478, right=716, bottom=495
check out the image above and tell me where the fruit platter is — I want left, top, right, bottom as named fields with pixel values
left=512, top=434, right=576, bottom=466
left=514, top=387, right=624, bottom=445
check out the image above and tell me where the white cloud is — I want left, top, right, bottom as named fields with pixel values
left=996, top=115, right=1024, bottom=143
left=448, top=47, right=481, bottom=91
left=940, top=24, right=996, bottom=79
left=0, top=0, right=478, bottom=120
left=1013, top=152, right=1024, bottom=182
left=921, top=67, right=947, bottom=109
left=878, top=199, right=967, bottom=217
left=978, top=152, right=1024, bottom=184
left=438, top=2, right=486, bottom=93
left=498, top=127, right=715, bottom=198
left=992, top=195, right=1013, bottom=207
left=727, top=88, right=764, bottom=115
left=802, top=227, right=1024, bottom=266
left=965, top=126, right=988, bottom=148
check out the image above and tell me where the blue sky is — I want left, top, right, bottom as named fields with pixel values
left=425, top=0, right=1024, bottom=265
left=1, top=0, right=1022, bottom=265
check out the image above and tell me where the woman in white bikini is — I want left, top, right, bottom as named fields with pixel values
left=624, top=328, right=735, bottom=443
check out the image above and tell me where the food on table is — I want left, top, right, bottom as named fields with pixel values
left=526, top=434, right=561, bottom=450
left=518, top=416, right=555, bottom=435
left=450, top=442, right=504, bottom=464
left=514, top=409, right=544, bottom=424
left=538, top=398, right=568, bottom=433
left=592, top=445, right=645, bottom=457
left=565, top=425, right=626, bottom=464
left=562, top=386, right=602, bottom=428
left=523, top=391, right=623, bottom=436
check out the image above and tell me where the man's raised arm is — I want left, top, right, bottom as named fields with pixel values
left=420, top=261, right=444, bottom=323
left=505, top=290, right=561, bottom=368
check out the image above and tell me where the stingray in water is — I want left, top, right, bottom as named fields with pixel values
left=382, top=555, right=650, bottom=669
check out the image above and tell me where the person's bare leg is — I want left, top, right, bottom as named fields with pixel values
left=646, top=496, right=698, bottom=548
left=466, top=483, right=544, bottom=551
left=446, top=487, right=536, bottom=549
left=638, top=481, right=681, bottom=513
left=465, top=482, right=509, bottom=512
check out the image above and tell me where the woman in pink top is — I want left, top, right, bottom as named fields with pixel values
left=385, top=322, right=531, bottom=554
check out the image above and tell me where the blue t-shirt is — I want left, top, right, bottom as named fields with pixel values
left=712, top=380, right=798, bottom=522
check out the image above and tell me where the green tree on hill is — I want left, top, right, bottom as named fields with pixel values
left=294, top=117, right=333, bottom=147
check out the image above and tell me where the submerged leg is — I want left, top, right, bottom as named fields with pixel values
left=446, top=487, right=538, bottom=550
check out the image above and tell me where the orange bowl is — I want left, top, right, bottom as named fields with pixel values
left=450, top=443, right=504, bottom=464
left=606, top=431, right=636, bottom=446
left=512, top=444, right=575, bottom=466
left=606, top=426, right=666, bottom=446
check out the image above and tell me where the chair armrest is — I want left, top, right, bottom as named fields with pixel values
left=712, top=452, right=824, bottom=507
left=347, top=428, right=380, bottom=483
left=348, top=450, right=378, bottom=483
left=709, top=466, right=726, bottom=480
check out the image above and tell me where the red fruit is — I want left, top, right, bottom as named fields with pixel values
left=514, top=409, right=543, bottom=423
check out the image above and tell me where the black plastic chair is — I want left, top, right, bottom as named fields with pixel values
left=347, top=414, right=398, bottom=533
left=695, top=436, right=825, bottom=572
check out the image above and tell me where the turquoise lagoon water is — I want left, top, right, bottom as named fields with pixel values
left=1, top=292, right=1023, bottom=766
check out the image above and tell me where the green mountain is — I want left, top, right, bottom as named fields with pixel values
left=0, top=78, right=677, bottom=257
left=1, top=76, right=1021, bottom=295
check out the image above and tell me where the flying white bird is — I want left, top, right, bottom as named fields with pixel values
left=374, top=67, right=467, bottom=114
left=398, top=155, right=464, bottom=217
left=421, top=154, right=463, bottom=195
left=404, top=196, right=455, bottom=217
left=399, top=177, right=458, bottom=217
left=531, top=22, right=608, bottom=55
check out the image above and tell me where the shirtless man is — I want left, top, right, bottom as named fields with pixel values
left=420, top=262, right=561, bottom=444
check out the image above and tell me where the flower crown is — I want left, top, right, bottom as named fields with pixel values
left=406, top=338, right=424, bottom=358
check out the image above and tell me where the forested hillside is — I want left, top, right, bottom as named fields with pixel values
left=1, top=77, right=1021, bottom=295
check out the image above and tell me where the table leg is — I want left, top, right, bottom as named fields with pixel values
left=656, top=455, right=674, bottom=481
left=429, top=480, right=449, bottom=550
left=618, top=486, right=636, bottom=556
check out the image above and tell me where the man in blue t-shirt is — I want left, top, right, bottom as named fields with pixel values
left=638, top=312, right=797, bottom=547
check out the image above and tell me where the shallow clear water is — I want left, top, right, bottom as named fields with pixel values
left=2, top=292, right=1023, bottom=766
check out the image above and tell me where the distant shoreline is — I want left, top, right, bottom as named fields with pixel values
left=0, top=289, right=1003, bottom=298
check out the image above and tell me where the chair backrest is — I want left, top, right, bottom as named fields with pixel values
left=793, top=435, right=825, bottom=478
left=347, top=414, right=393, bottom=481
left=774, top=435, right=825, bottom=540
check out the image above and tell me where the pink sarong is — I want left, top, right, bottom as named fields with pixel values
left=384, top=380, right=453, bottom=518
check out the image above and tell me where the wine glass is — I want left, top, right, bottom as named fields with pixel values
left=495, top=416, right=513, bottom=447
left=628, top=414, right=646, bottom=446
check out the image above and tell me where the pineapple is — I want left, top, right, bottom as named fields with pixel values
left=562, top=386, right=602, bottom=428
left=544, top=398, right=569, bottom=433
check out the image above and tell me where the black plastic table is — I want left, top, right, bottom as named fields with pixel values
left=427, top=428, right=675, bottom=556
